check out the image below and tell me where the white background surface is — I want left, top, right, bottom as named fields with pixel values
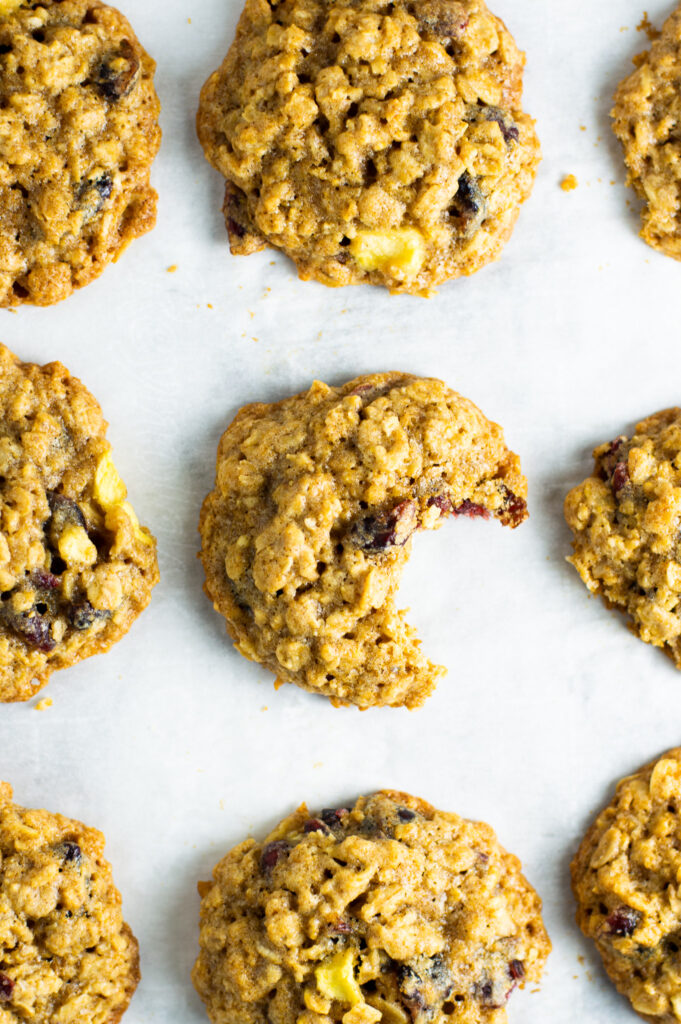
left=1, top=0, right=680, bottom=1020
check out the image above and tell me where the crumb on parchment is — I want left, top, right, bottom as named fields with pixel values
left=561, top=174, right=578, bottom=191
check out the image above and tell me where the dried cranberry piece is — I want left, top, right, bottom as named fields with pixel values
left=427, top=495, right=453, bottom=514
left=334, top=919, right=351, bottom=934
left=227, top=218, right=245, bottom=239
left=508, top=960, right=524, bottom=981
left=0, top=973, right=13, bottom=999
left=604, top=906, right=641, bottom=937
left=321, top=808, right=348, bottom=827
left=303, top=818, right=327, bottom=833
left=501, top=486, right=527, bottom=527
left=612, top=462, right=629, bottom=494
left=260, top=840, right=290, bottom=872
left=9, top=612, right=55, bottom=652
left=350, top=500, right=417, bottom=552
left=453, top=499, right=490, bottom=519
left=32, top=570, right=60, bottom=590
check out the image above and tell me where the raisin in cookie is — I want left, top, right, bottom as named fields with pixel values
left=0, top=345, right=159, bottom=701
left=196, top=0, right=540, bottom=295
left=193, top=790, right=550, bottom=1024
left=0, top=781, right=139, bottom=1024
left=571, top=748, right=681, bottom=1023
left=0, top=0, right=161, bottom=307
left=612, top=5, right=681, bottom=259
left=199, top=372, right=527, bottom=709
left=565, top=409, right=681, bottom=668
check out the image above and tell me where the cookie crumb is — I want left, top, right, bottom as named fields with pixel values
left=167, top=264, right=178, bottom=273
left=580, top=125, right=587, bottom=131
left=561, top=174, right=579, bottom=191
left=637, top=11, right=659, bottom=39
left=34, top=697, right=53, bottom=711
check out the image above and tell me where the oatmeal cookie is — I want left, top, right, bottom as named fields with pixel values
left=0, top=345, right=159, bottom=702
left=199, top=372, right=527, bottom=709
left=565, top=409, right=681, bottom=668
left=196, top=0, right=540, bottom=295
left=571, top=748, right=681, bottom=1023
left=0, top=781, right=139, bottom=1024
left=612, top=5, right=681, bottom=259
left=193, top=790, right=550, bottom=1024
left=0, top=0, right=161, bottom=307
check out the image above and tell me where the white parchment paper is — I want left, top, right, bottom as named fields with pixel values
left=2, top=0, right=680, bottom=1020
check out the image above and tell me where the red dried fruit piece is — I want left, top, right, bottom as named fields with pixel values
left=453, top=499, right=490, bottom=519
left=350, top=500, right=418, bottom=552
left=303, top=818, right=326, bottom=833
left=334, top=919, right=351, bottom=934
left=603, top=906, right=641, bottom=937
left=0, top=973, right=14, bottom=999
left=321, top=807, right=348, bottom=826
left=501, top=486, right=527, bottom=527
left=612, top=462, right=629, bottom=494
left=32, top=570, right=60, bottom=590
left=260, top=840, right=290, bottom=872
left=508, top=960, right=525, bottom=981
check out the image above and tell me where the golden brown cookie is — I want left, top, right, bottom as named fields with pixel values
left=0, top=781, right=139, bottom=1024
left=571, top=748, right=681, bottom=1023
left=0, top=0, right=161, bottom=307
left=196, top=0, right=540, bottom=295
left=199, top=372, right=527, bottom=709
left=565, top=409, right=681, bottom=669
left=612, top=5, right=681, bottom=259
left=193, top=790, right=550, bottom=1024
left=0, top=345, right=159, bottom=701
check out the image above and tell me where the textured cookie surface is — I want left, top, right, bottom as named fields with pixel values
left=572, top=748, right=681, bottom=1023
left=193, top=790, right=550, bottom=1024
left=0, top=0, right=161, bottom=307
left=199, top=373, right=527, bottom=709
left=0, top=345, right=159, bottom=701
left=0, top=781, right=139, bottom=1024
left=196, top=0, right=540, bottom=295
left=565, top=409, right=681, bottom=668
left=612, top=5, right=681, bottom=259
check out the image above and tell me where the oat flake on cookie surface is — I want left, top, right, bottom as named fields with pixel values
left=564, top=408, right=681, bottom=670
left=612, top=4, right=681, bottom=259
left=0, top=345, right=159, bottom=702
left=0, top=0, right=161, bottom=307
left=199, top=372, right=527, bottom=709
left=196, top=0, right=540, bottom=295
left=0, top=781, right=139, bottom=1024
left=192, top=790, right=550, bottom=1024
left=572, top=748, right=681, bottom=1023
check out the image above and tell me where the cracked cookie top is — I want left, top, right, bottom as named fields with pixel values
left=0, top=345, right=159, bottom=701
left=0, top=781, right=139, bottom=1024
left=192, top=790, right=549, bottom=1024
left=572, top=749, right=681, bottom=1023
left=564, top=408, right=681, bottom=671
left=0, top=0, right=161, bottom=307
left=196, top=0, right=540, bottom=295
left=199, top=372, right=527, bottom=709
left=612, top=4, right=681, bottom=260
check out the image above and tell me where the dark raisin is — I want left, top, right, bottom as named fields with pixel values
left=60, top=841, right=82, bottom=864
left=47, top=492, right=86, bottom=544
left=508, top=960, right=525, bottom=981
left=349, top=500, right=417, bottom=552
left=0, top=973, right=13, bottom=999
left=227, top=218, right=245, bottom=239
left=303, top=818, right=327, bottom=833
left=449, top=171, right=486, bottom=236
left=260, top=840, right=290, bottom=872
left=604, top=906, right=641, bottom=937
left=452, top=499, right=490, bottom=519
left=92, top=39, right=139, bottom=101
left=78, top=173, right=114, bottom=219
left=397, top=807, right=416, bottom=821
left=69, top=600, right=109, bottom=631
left=474, top=974, right=507, bottom=1008
left=5, top=610, right=55, bottom=652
